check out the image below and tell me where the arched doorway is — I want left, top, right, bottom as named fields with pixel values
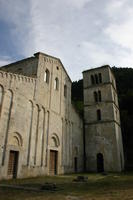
left=8, top=151, right=19, bottom=178
left=74, top=146, right=78, bottom=173
left=8, top=132, right=23, bottom=179
left=97, top=153, right=104, bottom=172
left=74, top=157, right=78, bottom=173
left=50, top=150, right=58, bottom=175
left=49, top=134, right=60, bottom=175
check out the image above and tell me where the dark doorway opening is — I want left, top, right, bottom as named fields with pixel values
left=8, top=150, right=19, bottom=179
left=97, top=153, right=104, bottom=172
left=49, top=150, right=58, bottom=175
left=74, top=157, right=78, bottom=173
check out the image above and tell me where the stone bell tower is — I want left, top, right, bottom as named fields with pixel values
left=83, top=65, right=124, bottom=172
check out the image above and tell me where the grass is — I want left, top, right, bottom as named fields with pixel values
left=1, top=173, right=133, bottom=200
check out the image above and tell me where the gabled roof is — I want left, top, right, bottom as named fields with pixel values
left=82, top=65, right=110, bottom=73
left=34, top=52, right=72, bottom=83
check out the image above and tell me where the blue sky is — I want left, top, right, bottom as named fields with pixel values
left=0, top=0, right=133, bottom=80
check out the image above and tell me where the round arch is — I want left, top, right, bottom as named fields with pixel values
left=8, top=132, right=23, bottom=147
left=50, top=133, right=60, bottom=148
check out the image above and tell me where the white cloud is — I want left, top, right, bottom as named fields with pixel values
left=0, top=56, right=13, bottom=67
left=105, top=19, right=133, bottom=49
left=106, top=0, right=127, bottom=16
left=105, top=0, right=133, bottom=49
left=1, top=0, right=133, bottom=80
left=103, top=0, right=133, bottom=68
left=80, top=41, right=113, bottom=65
left=65, top=0, right=92, bottom=9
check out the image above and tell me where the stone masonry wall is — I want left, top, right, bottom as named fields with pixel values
left=83, top=66, right=124, bottom=172
left=0, top=52, right=83, bottom=179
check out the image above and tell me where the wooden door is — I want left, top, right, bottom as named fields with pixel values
left=8, top=151, right=19, bottom=178
left=49, top=150, right=58, bottom=175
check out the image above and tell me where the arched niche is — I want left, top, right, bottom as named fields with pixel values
left=50, top=133, right=60, bottom=148
left=0, top=84, right=4, bottom=106
left=8, top=132, right=23, bottom=147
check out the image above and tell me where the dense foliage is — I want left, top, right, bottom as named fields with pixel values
left=72, top=67, right=133, bottom=168
left=112, top=67, right=133, bottom=168
left=71, top=79, right=83, bottom=116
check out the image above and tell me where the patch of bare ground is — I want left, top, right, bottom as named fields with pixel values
left=1, top=173, right=133, bottom=200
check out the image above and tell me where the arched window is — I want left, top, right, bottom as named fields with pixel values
left=94, top=91, right=98, bottom=102
left=64, top=84, right=67, bottom=97
left=95, top=74, right=98, bottom=84
left=98, top=91, right=101, bottom=102
left=44, top=69, right=50, bottom=83
left=91, top=75, right=95, bottom=85
left=97, top=109, right=101, bottom=120
left=54, top=77, right=59, bottom=90
left=98, top=73, right=102, bottom=83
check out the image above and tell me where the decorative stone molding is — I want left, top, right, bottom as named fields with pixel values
left=0, top=70, right=36, bottom=84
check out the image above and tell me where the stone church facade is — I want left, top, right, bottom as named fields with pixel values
left=0, top=52, right=124, bottom=180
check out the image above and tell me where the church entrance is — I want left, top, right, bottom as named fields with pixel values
left=97, top=153, right=104, bottom=172
left=49, top=150, right=58, bottom=175
left=74, top=157, right=78, bottom=173
left=8, top=150, right=19, bottom=178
